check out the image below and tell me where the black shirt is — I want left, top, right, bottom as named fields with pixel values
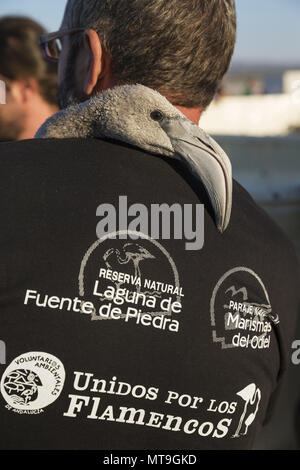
left=0, top=138, right=299, bottom=449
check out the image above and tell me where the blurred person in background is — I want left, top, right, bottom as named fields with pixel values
left=0, top=16, right=58, bottom=142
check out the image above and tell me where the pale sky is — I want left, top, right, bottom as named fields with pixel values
left=0, top=0, right=299, bottom=65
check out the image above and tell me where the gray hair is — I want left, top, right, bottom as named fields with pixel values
left=64, top=0, right=236, bottom=108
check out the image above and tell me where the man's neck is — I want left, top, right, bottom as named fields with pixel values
left=174, top=104, right=202, bottom=125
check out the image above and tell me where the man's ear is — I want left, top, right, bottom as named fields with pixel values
left=79, top=29, right=111, bottom=96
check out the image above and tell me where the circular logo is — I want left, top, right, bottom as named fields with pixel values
left=0, top=352, right=65, bottom=410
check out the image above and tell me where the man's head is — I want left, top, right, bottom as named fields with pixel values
left=0, top=16, right=58, bottom=141
left=57, top=0, right=236, bottom=118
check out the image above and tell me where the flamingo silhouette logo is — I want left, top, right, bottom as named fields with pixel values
left=78, top=230, right=181, bottom=318
left=103, top=243, right=155, bottom=291
left=232, top=383, right=261, bottom=438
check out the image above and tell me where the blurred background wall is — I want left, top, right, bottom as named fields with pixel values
left=0, top=0, right=299, bottom=450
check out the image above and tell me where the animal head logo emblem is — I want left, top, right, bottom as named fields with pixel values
left=3, top=369, right=43, bottom=406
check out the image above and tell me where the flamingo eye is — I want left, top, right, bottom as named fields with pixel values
left=150, top=110, right=164, bottom=122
